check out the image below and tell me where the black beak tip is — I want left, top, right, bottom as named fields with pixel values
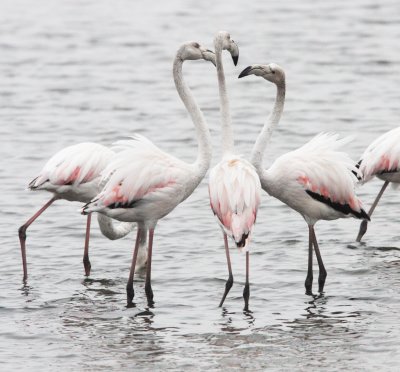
left=238, top=66, right=252, bottom=79
left=232, top=55, right=239, bottom=66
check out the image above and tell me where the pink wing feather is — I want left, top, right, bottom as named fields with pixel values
left=29, top=142, right=114, bottom=189
left=358, top=127, right=400, bottom=182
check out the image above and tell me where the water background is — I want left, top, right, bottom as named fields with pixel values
left=1, top=0, right=399, bottom=370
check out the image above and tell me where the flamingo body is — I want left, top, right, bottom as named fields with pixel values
left=263, top=133, right=369, bottom=225
left=358, top=127, right=400, bottom=184
left=30, top=142, right=114, bottom=202
left=355, top=127, right=400, bottom=241
left=83, top=135, right=199, bottom=225
left=209, top=155, right=261, bottom=249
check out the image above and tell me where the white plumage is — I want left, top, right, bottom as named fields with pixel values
left=30, top=142, right=114, bottom=202
left=84, top=136, right=195, bottom=224
left=264, top=133, right=367, bottom=225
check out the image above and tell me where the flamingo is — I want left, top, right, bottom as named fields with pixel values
left=355, top=127, right=400, bottom=242
left=18, top=142, right=144, bottom=282
left=82, top=41, right=216, bottom=307
left=239, top=63, right=370, bottom=295
left=208, top=31, right=261, bottom=311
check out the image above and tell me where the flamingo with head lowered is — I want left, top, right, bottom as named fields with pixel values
left=18, top=143, right=140, bottom=282
left=239, top=63, right=370, bottom=295
left=355, top=127, right=400, bottom=242
left=82, top=41, right=216, bottom=307
left=208, top=31, right=261, bottom=311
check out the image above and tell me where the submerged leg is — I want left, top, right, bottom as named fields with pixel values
left=356, top=180, right=389, bottom=242
left=126, top=227, right=143, bottom=307
left=219, top=233, right=234, bottom=307
left=145, top=228, right=154, bottom=305
left=83, top=214, right=92, bottom=276
left=18, top=197, right=57, bottom=282
left=311, top=226, right=327, bottom=293
left=305, top=225, right=313, bottom=295
left=243, top=251, right=250, bottom=311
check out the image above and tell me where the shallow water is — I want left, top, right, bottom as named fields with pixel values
left=1, top=0, right=400, bottom=370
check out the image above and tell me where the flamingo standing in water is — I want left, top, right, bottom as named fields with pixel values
left=82, top=41, right=216, bottom=307
left=355, top=127, right=400, bottom=241
left=19, top=143, right=141, bottom=282
left=239, top=63, right=369, bottom=294
left=208, top=31, right=261, bottom=311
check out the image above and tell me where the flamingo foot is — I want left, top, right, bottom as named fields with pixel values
left=318, top=270, right=327, bottom=293
left=243, top=282, right=250, bottom=311
left=145, top=282, right=154, bottom=306
left=126, top=283, right=135, bottom=307
left=305, top=274, right=313, bottom=296
left=83, top=256, right=91, bottom=277
left=219, top=274, right=233, bottom=307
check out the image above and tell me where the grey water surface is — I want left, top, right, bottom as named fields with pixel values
left=1, top=0, right=400, bottom=370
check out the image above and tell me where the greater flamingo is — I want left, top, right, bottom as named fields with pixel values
left=239, top=63, right=370, bottom=295
left=208, top=31, right=261, bottom=311
left=18, top=143, right=143, bottom=282
left=82, top=41, right=215, bottom=307
left=355, top=127, right=400, bottom=241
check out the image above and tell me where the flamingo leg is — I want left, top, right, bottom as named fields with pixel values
left=126, top=227, right=143, bottom=307
left=243, top=251, right=250, bottom=311
left=310, top=226, right=327, bottom=293
left=219, top=233, right=234, bottom=307
left=18, top=197, right=57, bottom=282
left=83, top=214, right=92, bottom=276
left=305, top=225, right=314, bottom=295
left=145, top=228, right=154, bottom=305
left=356, top=180, right=389, bottom=242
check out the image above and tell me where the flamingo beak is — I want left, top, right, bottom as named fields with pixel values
left=238, top=66, right=253, bottom=78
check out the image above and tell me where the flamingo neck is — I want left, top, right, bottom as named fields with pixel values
left=251, top=81, right=286, bottom=173
left=173, top=57, right=212, bottom=178
left=215, top=44, right=234, bottom=155
left=97, top=214, right=134, bottom=240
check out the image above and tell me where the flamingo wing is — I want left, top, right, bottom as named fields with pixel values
left=209, top=156, right=261, bottom=250
left=29, top=142, right=114, bottom=189
left=274, top=133, right=369, bottom=219
left=83, top=136, right=188, bottom=213
left=357, top=127, right=400, bottom=182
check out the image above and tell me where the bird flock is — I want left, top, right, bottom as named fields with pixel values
left=18, top=31, right=400, bottom=311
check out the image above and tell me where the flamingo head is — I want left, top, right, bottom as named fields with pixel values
left=238, top=63, right=285, bottom=85
left=214, top=31, right=239, bottom=66
left=179, top=42, right=216, bottom=66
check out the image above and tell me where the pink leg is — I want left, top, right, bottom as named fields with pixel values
left=126, top=227, right=143, bottom=307
left=18, top=197, right=57, bottom=282
left=243, top=251, right=250, bottom=311
left=219, top=233, right=233, bottom=307
left=305, top=225, right=314, bottom=295
left=83, top=214, right=92, bottom=276
left=145, top=229, right=154, bottom=305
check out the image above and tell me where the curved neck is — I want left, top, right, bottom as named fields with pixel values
left=215, top=44, right=234, bottom=154
left=97, top=214, right=135, bottom=240
left=251, top=81, right=286, bottom=172
left=173, top=57, right=212, bottom=176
